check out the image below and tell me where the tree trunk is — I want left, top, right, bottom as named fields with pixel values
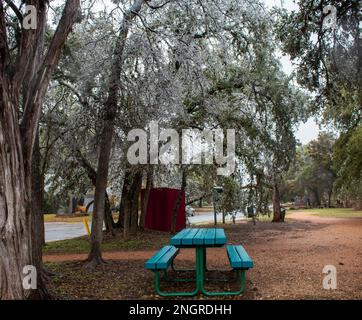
left=171, top=169, right=187, bottom=233
left=123, top=170, right=142, bottom=238
left=73, top=146, right=115, bottom=232
left=0, top=101, right=32, bottom=299
left=139, top=167, right=153, bottom=230
left=104, top=193, right=115, bottom=236
left=86, top=125, right=113, bottom=269
left=130, top=172, right=142, bottom=234
left=0, top=0, right=80, bottom=299
left=123, top=176, right=133, bottom=240
left=86, top=0, right=145, bottom=269
left=116, top=173, right=131, bottom=228
left=327, top=189, right=332, bottom=208
left=30, top=131, right=50, bottom=299
left=32, top=132, right=45, bottom=247
left=311, top=188, right=321, bottom=207
left=272, top=180, right=283, bottom=222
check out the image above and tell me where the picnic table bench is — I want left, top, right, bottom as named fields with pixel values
left=145, top=228, right=254, bottom=297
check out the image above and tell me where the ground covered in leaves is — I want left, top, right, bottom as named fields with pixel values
left=44, top=211, right=362, bottom=300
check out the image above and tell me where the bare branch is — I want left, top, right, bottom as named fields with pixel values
left=145, top=0, right=171, bottom=10
left=20, top=0, right=81, bottom=163
left=4, top=0, right=23, bottom=23
left=0, top=2, right=10, bottom=74
left=58, top=79, right=88, bottom=107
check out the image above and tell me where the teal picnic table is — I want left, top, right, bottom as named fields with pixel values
left=145, top=228, right=254, bottom=297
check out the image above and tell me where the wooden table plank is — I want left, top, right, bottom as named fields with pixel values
left=145, top=245, right=173, bottom=269
left=170, top=228, right=192, bottom=245
left=155, top=246, right=179, bottom=269
left=182, top=228, right=200, bottom=245
left=215, top=228, right=227, bottom=245
left=204, top=228, right=216, bottom=245
left=235, top=245, right=254, bottom=268
left=171, top=228, right=227, bottom=247
left=193, top=229, right=208, bottom=245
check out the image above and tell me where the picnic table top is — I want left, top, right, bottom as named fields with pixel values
left=170, top=228, right=227, bottom=247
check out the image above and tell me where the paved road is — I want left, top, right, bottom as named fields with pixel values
left=189, top=211, right=246, bottom=225
left=45, top=222, right=87, bottom=243
left=45, top=211, right=246, bottom=242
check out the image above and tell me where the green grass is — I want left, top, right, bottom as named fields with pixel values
left=43, top=236, right=147, bottom=254
left=306, top=208, right=362, bottom=218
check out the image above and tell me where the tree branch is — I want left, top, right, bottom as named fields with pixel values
left=145, top=0, right=171, bottom=10
left=0, top=2, right=10, bottom=74
left=58, top=79, right=88, bottom=107
left=12, top=1, right=43, bottom=90
left=20, top=0, right=81, bottom=164
left=4, top=0, right=23, bottom=23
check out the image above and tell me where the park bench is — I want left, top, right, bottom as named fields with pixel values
left=226, top=244, right=254, bottom=270
left=145, top=245, right=179, bottom=271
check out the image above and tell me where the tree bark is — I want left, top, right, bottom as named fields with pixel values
left=86, top=125, right=113, bottom=268
left=0, top=98, right=32, bottom=299
left=116, top=172, right=132, bottom=228
left=32, top=132, right=45, bottom=247
left=139, top=167, right=153, bottom=230
left=272, top=180, right=283, bottom=222
left=30, top=131, right=50, bottom=299
left=86, top=0, right=145, bottom=269
left=327, top=189, right=332, bottom=208
left=123, top=173, right=134, bottom=240
left=116, top=168, right=140, bottom=229
left=130, top=172, right=142, bottom=234
left=104, top=193, right=115, bottom=236
left=0, top=0, right=80, bottom=299
left=311, top=188, right=321, bottom=207
left=72, top=147, right=115, bottom=231
left=171, top=169, right=187, bottom=233
left=123, top=170, right=142, bottom=238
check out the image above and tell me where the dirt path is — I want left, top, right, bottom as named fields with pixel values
left=45, top=212, right=362, bottom=299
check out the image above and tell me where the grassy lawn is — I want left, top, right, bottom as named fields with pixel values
left=304, top=207, right=362, bottom=218
left=43, top=237, right=146, bottom=254
left=43, top=230, right=170, bottom=254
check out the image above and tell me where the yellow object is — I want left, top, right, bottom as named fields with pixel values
left=83, top=218, right=90, bottom=236
left=76, top=205, right=87, bottom=213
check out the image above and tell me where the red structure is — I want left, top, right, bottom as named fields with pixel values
left=143, top=188, right=186, bottom=232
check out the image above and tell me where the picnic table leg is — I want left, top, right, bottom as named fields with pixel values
left=154, top=271, right=200, bottom=297
left=196, top=247, right=203, bottom=294
left=200, top=268, right=245, bottom=296
left=203, top=248, right=238, bottom=282
left=199, top=248, right=245, bottom=296
left=154, top=248, right=202, bottom=297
